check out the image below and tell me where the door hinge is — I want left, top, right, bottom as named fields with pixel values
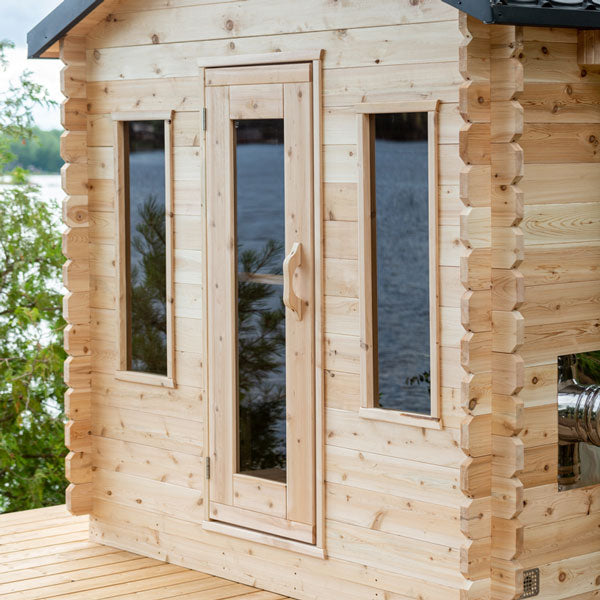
left=205, top=456, right=210, bottom=479
left=202, top=107, right=207, bottom=131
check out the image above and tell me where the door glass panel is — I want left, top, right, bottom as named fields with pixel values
left=374, top=112, right=430, bottom=413
left=125, top=120, right=167, bottom=376
left=235, top=119, right=286, bottom=482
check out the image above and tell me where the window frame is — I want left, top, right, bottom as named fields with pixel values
left=356, top=100, right=441, bottom=428
left=112, top=111, right=175, bottom=388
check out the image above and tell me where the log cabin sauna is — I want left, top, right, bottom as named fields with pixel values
left=26, top=0, right=600, bottom=598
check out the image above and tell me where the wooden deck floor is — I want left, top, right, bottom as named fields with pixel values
left=0, top=505, right=289, bottom=600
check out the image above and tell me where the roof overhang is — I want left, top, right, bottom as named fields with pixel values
left=443, top=0, right=600, bottom=28
left=27, top=0, right=105, bottom=59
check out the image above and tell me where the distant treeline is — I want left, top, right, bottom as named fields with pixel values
left=3, top=128, right=62, bottom=174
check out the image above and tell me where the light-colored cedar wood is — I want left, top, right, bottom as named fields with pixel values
left=65, top=420, right=92, bottom=453
left=206, top=68, right=316, bottom=543
left=326, top=481, right=464, bottom=547
left=66, top=484, right=93, bottom=516
left=327, top=408, right=460, bottom=465
left=458, top=14, right=494, bottom=597
left=65, top=388, right=91, bottom=421
left=203, top=52, right=321, bottom=70
left=65, top=451, right=92, bottom=485
left=85, top=0, right=457, bottom=50
left=229, top=83, right=284, bottom=119
left=112, top=112, right=175, bottom=387
left=61, top=98, right=87, bottom=131
left=92, top=435, right=203, bottom=490
left=206, top=63, right=312, bottom=86
left=91, top=403, right=203, bottom=456
left=233, top=474, right=287, bottom=519
left=283, top=79, right=315, bottom=528
left=357, top=101, right=441, bottom=420
left=210, top=503, right=313, bottom=544
left=61, top=34, right=92, bottom=518
left=206, top=83, right=235, bottom=508
left=60, top=131, right=87, bottom=164
left=62, top=196, right=89, bottom=228
left=87, top=23, right=461, bottom=85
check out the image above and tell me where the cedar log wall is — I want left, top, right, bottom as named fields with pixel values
left=462, top=15, right=600, bottom=600
left=55, top=1, right=600, bottom=599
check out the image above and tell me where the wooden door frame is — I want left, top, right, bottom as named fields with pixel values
left=198, top=50, right=325, bottom=558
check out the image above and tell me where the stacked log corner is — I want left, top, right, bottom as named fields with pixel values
left=458, top=14, right=493, bottom=600
left=459, top=16, right=526, bottom=600
left=61, top=35, right=92, bottom=516
left=489, top=25, right=525, bottom=600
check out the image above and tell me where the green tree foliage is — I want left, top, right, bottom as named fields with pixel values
left=237, top=241, right=286, bottom=473
left=4, top=127, right=62, bottom=174
left=130, top=195, right=168, bottom=375
left=0, top=40, right=65, bottom=513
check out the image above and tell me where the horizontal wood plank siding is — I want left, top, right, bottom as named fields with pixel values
left=82, top=2, right=473, bottom=599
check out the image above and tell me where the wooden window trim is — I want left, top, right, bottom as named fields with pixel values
left=356, top=100, right=441, bottom=425
left=112, top=110, right=175, bottom=389
left=199, top=49, right=324, bottom=69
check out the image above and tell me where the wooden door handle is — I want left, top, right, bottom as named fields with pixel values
left=283, top=242, right=302, bottom=321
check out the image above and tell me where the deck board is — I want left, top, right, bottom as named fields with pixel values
left=0, top=506, right=289, bottom=600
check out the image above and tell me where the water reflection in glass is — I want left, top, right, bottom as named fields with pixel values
left=126, top=120, right=167, bottom=376
left=236, top=119, right=287, bottom=481
left=374, top=112, right=430, bottom=413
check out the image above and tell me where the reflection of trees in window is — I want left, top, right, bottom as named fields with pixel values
left=129, top=196, right=167, bottom=375
left=238, top=240, right=286, bottom=474
left=564, top=352, right=600, bottom=386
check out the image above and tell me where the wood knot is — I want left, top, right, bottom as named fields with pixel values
left=468, top=399, right=477, bottom=411
left=225, top=19, right=234, bottom=31
left=541, top=46, right=549, bottom=54
left=558, top=572, right=566, bottom=582
left=477, top=96, right=485, bottom=104
left=151, top=34, right=159, bottom=44
left=532, top=377, right=539, bottom=384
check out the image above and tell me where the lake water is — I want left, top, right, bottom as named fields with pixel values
left=32, top=174, right=63, bottom=205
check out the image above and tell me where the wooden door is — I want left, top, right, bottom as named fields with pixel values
left=206, top=63, right=315, bottom=544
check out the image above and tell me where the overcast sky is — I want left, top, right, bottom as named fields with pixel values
left=1, top=1, right=65, bottom=130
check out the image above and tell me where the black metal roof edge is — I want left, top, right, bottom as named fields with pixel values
left=442, top=0, right=495, bottom=23
left=492, top=4, right=600, bottom=28
left=444, top=0, right=600, bottom=28
left=27, top=0, right=105, bottom=59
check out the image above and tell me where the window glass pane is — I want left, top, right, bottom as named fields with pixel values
left=126, top=120, right=167, bottom=376
left=374, top=112, right=430, bottom=413
left=235, top=119, right=286, bottom=481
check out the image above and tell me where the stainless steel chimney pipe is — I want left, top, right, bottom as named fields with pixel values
left=558, top=358, right=600, bottom=447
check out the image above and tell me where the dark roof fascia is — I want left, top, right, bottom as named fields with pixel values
left=444, top=0, right=600, bottom=28
left=445, top=0, right=495, bottom=23
left=27, top=0, right=105, bottom=59
left=491, top=3, right=600, bottom=28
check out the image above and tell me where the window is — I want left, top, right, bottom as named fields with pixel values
left=235, top=118, right=286, bottom=479
left=113, top=112, right=174, bottom=387
left=357, top=101, right=440, bottom=425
